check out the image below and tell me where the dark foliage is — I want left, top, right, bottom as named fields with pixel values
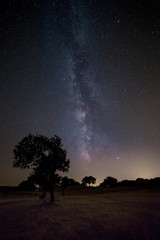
left=61, top=177, right=80, bottom=196
left=82, top=176, right=96, bottom=186
left=117, top=177, right=160, bottom=188
left=118, top=180, right=136, bottom=187
left=0, top=186, right=18, bottom=192
left=18, top=180, right=36, bottom=191
left=13, top=134, right=70, bottom=204
left=100, top=176, right=118, bottom=188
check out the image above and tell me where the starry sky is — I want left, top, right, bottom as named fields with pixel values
left=0, top=0, right=160, bottom=186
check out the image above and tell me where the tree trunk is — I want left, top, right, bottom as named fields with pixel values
left=50, top=179, right=55, bottom=204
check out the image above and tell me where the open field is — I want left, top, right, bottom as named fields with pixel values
left=0, top=189, right=160, bottom=240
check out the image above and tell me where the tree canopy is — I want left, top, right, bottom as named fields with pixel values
left=100, top=176, right=118, bottom=188
left=18, top=179, right=36, bottom=191
left=82, top=176, right=96, bottom=186
left=13, top=134, right=70, bottom=203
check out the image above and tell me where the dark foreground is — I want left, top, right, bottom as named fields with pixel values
left=0, top=189, right=160, bottom=240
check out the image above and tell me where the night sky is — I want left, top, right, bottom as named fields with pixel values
left=0, top=0, right=160, bottom=186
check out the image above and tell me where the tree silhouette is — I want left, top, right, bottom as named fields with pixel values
left=13, top=134, right=70, bottom=204
left=29, top=171, right=61, bottom=198
left=61, top=177, right=80, bottom=196
left=82, top=176, right=96, bottom=186
left=100, top=176, right=117, bottom=188
left=18, top=179, right=36, bottom=191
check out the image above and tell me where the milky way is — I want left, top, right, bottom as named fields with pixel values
left=63, top=1, right=102, bottom=161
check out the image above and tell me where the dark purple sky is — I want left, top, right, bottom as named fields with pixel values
left=0, top=0, right=160, bottom=186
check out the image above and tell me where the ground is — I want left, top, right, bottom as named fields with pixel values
left=0, top=189, right=160, bottom=240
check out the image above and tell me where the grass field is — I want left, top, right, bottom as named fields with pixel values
left=0, top=189, right=160, bottom=240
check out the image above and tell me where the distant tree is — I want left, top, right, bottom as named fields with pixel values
left=13, top=134, right=70, bottom=204
left=61, top=177, right=80, bottom=196
left=82, top=176, right=87, bottom=186
left=136, top=178, right=151, bottom=187
left=82, top=176, right=89, bottom=186
left=150, top=177, right=160, bottom=186
left=118, top=178, right=160, bottom=188
left=66, top=178, right=80, bottom=186
left=100, top=176, right=117, bottom=188
left=82, top=176, right=96, bottom=186
left=18, top=179, right=36, bottom=191
left=118, top=179, right=135, bottom=187
left=136, top=178, right=145, bottom=186
left=88, top=176, right=96, bottom=186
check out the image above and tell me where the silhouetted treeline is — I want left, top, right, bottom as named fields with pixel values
left=1, top=177, right=160, bottom=193
left=99, top=177, right=160, bottom=188
left=0, top=186, right=18, bottom=192
left=18, top=180, right=37, bottom=191
left=118, top=177, right=160, bottom=188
